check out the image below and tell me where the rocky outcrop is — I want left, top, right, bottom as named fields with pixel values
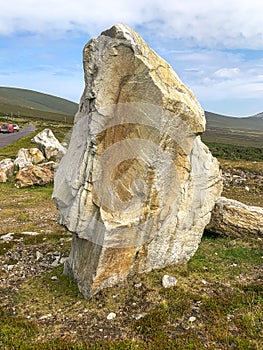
left=222, top=168, right=263, bottom=193
left=15, top=164, right=54, bottom=188
left=53, top=24, right=223, bottom=298
left=0, top=129, right=62, bottom=186
left=12, top=130, right=63, bottom=187
left=31, top=128, right=66, bottom=160
left=0, top=158, right=14, bottom=182
left=14, top=148, right=45, bottom=169
left=206, top=196, right=263, bottom=237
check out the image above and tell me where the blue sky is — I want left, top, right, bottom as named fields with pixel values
left=1, top=0, right=263, bottom=117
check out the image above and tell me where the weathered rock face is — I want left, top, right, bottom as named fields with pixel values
left=53, top=24, right=223, bottom=298
left=15, top=164, right=54, bottom=188
left=31, top=128, right=66, bottom=160
left=14, top=148, right=45, bottom=169
left=206, top=197, right=263, bottom=237
left=0, top=158, right=14, bottom=182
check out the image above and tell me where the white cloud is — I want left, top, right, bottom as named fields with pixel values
left=213, top=68, right=241, bottom=79
left=1, top=0, right=263, bottom=49
left=190, top=69, right=263, bottom=104
left=1, top=0, right=263, bottom=116
left=164, top=48, right=263, bottom=115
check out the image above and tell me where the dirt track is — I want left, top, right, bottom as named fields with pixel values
left=0, top=125, right=35, bottom=149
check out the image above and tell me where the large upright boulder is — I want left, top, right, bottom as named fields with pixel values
left=53, top=24, right=223, bottom=298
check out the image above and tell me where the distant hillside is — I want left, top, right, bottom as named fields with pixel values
left=0, top=87, right=78, bottom=122
left=205, top=111, right=263, bottom=132
left=250, top=112, right=263, bottom=120
left=204, top=111, right=263, bottom=148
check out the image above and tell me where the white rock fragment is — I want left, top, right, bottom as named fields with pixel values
left=106, top=312, right=116, bottom=320
left=21, top=231, right=40, bottom=236
left=0, top=232, right=15, bottom=242
left=39, top=313, right=52, bottom=320
left=31, top=128, right=67, bottom=160
left=0, top=158, right=14, bottom=182
left=59, top=257, right=68, bottom=265
left=133, top=313, right=147, bottom=320
left=36, top=251, right=43, bottom=261
left=162, top=275, right=178, bottom=288
left=3, top=264, right=15, bottom=271
left=227, top=314, right=234, bottom=321
left=51, top=256, right=60, bottom=267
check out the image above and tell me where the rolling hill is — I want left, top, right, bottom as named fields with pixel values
left=204, top=111, right=263, bottom=148
left=0, top=87, right=78, bottom=122
left=205, top=111, right=263, bottom=132
left=0, top=86, right=262, bottom=148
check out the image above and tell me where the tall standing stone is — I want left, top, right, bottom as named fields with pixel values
left=53, top=24, right=223, bottom=298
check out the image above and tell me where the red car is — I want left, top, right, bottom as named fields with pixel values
left=0, top=123, right=14, bottom=133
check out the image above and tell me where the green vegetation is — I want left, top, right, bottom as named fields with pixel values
left=218, top=158, right=263, bottom=207
left=0, top=233, right=262, bottom=349
left=202, top=129, right=263, bottom=149
left=0, top=306, right=38, bottom=349
left=203, top=141, right=263, bottom=161
left=0, top=163, right=262, bottom=349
